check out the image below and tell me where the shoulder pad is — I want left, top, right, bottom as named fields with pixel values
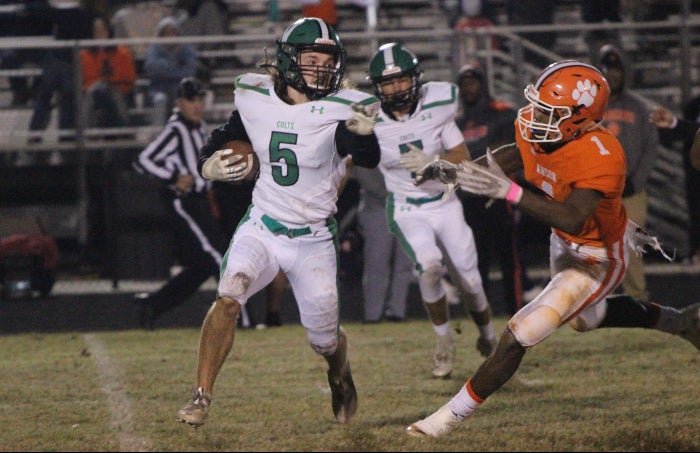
left=421, top=81, right=458, bottom=109
left=235, top=73, right=274, bottom=93
left=325, top=88, right=378, bottom=106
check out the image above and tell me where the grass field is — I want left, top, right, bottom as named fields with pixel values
left=1, top=317, right=698, bottom=452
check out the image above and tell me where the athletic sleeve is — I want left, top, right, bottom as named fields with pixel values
left=197, top=109, right=251, bottom=176
left=335, top=121, right=381, bottom=168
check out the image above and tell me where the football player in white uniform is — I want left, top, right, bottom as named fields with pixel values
left=368, top=43, right=497, bottom=379
left=176, top=17, right=381, bottom=428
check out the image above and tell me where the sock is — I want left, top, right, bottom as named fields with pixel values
left=447, top=380, right=483, bottom=420
left=599, top=295, right=657, bottom=328
left=652, top=304, right=683, bottom=334
left=478, top=322, right=496, bottom=340
left=433, top=321, right=450, bottom=337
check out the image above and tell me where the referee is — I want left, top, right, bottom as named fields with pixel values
left=132, top=77, right=253, bottom=329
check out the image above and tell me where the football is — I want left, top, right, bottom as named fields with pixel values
left=221, top=140, right=259, bottom=183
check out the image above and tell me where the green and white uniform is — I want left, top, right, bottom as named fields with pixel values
left=376, top=81, right=488, bottom=308
left=218, top=73, right=377, bottom=348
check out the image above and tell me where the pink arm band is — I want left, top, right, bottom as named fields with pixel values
left=506, top=181, right=523, bottom=204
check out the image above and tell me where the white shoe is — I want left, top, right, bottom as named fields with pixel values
left=678, top=302, right=700, bottom=350
left=432, top=334, right=455, bottom=378
left=176, top=386, right=211, bottom=428
left=406, top=404, right=463, bottom=438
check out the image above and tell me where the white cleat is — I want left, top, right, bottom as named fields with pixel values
left=406, top=404, right=463, bottom=438
left=176, top=386, right=211, bottom=428
left=432, top=334, right=455, bottom=378
left=678, top=302, right=700, bottom=350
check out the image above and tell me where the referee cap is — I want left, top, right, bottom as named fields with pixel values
left=177, top=77, right=205, bottom=100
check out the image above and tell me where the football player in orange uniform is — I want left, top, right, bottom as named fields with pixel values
left=406, top=60, right=700, bottom=438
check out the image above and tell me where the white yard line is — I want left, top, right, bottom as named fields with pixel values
left=82, top=333, right=151, bottom=452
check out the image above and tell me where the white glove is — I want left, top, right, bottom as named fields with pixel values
left=201, top=149, right=250, bottom=182
left=413, top=158, right=458, bottom=186
left=456, top=148, right=523, bottom=204
left=346, top=102, right=379, bottom=135
left=399, top=143, right=435, bottom=173
left=626, top=220, right=675, bottom=262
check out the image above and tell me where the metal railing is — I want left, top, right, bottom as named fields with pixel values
left=1, top=16, right=699, bottom=258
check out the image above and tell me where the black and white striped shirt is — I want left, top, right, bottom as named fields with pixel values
left=134, top=112, right=210, bottom=195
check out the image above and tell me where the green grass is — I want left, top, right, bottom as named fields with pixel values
left=1, top=318, right=698, bottom=452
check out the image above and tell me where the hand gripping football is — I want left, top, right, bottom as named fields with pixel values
left=220, top=140, right=259, bottom=183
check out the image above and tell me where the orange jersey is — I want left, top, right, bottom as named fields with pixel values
left=80, top=45, right=136, bottom=94
left=516, top=126, right=628, bottom=248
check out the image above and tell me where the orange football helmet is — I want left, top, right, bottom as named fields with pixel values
left=517, top=60, right=610, bottom=143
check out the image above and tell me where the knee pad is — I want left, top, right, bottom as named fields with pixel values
left=509, top=305, right=563, bottom=348
left=220, top=271, right=252, bottom=303
left=310, top=334, right=338, bottom=356
left=418, top=264, right=445, bottom=303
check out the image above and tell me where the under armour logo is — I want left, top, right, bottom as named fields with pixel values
left=421, top=113, right=432, bottom=121
left=310, top=105, right=325, bottom=114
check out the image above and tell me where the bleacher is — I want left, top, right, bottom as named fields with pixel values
left=2, top=0, right=700, bottom=274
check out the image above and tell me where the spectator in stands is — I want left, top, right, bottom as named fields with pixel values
left=353, top=165, right=414, bottom=323
left=298, top=0, right=338, bottom=28
left=110, top=0, right=172, bottom=62
left=27, top=0, right=95, bottom=144
left=598, top=44, right=659, bottom=301
left=504, top=0, right=556, bottom=69
left=449, top=0, right=500, bottom=69
left=650, top=102, right=700, bottom=264
left=442, top=0, right=499, bottom=28
left=176, top=0, right=231, bottom=77
left=80, top=14, right=137, bottom=129
left=143, top=16, right=198, bottom=126
left=579, top=0, right=623, bottom=64
left=178, top=0, right=228, bottom=37
left=0, top=0, right=53, bottom=107
left=597, top=45, right=658, bottom=301
left=455, top=61, right=542, bottom=315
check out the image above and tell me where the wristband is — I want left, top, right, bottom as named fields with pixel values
left=506, top=181, right=523, bottom=204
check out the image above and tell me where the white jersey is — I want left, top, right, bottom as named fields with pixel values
left=234, top=73, right=376, bottom=226
left=375, top=81, right=464, bottom=200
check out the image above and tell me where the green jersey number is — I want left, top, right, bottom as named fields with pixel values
left=269, top=131, right=300, bottom=186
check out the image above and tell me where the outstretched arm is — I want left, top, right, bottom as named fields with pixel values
left=457, top=148, right=599, bottom=235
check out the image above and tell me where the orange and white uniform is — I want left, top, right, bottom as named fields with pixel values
left=510, top=126, right=629, bottom=347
